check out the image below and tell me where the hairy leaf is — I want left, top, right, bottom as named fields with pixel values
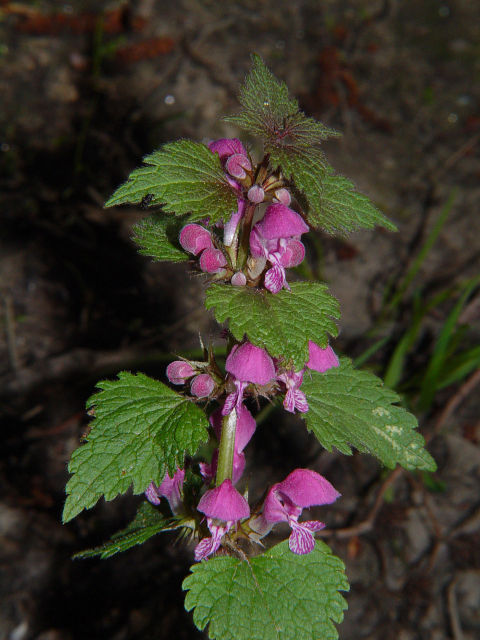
left=302, top=359, right=436, bottom=470
left=183, top=540, right=348, bottom=640
left=132, top=213, right=188, bottom=262
left=105, top=140, right=238, bottom=224
left=74, top=502, right=177, bottom=559
left=273, top=150, right=396, bottom=234
left=205, top=282, right=339, bottom=369
left=63, top=372, right=209, bottom=522
left=226, top=54, right=338, bottom=151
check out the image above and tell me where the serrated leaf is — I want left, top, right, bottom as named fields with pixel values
left=226, top=54, right=338, bottom=150
left=63, top=372, right=209, bottom=523
left=105, top=140, right=238, bottom=224
left=301, top=359, right=436, bottom=471
left=205, top=282, right=339, bottom=369
left=132, top=213, right=188, bottom=262
left=272, top=150, right=396, bottom=234
left=74, top=502, right=177, bottom=559
left=183, top=540, right=348, bottom=640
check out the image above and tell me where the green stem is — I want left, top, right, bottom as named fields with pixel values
left=215, top=410, right=237, bottom=486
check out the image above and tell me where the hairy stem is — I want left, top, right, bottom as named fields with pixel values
left=215, top=410, right=237, bottom=486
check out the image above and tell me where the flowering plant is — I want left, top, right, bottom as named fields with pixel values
left=63, top=55, right=436, bottom=639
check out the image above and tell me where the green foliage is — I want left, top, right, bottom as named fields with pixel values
left=226, top=54, right=394, bottom=234
left=205, top=282, right=339, bottom=369
left=183, top=540, right=349, bottom=640
left=280, top=156, right=396, bottom=234
left=301, top=359, right=436, bottom=471
left=105, top=140, right=238, bottom=224
left=132, top=213, right=188, bottom=262
left=74, top=502, right=177, bottom=559
left=63, top=372, right=209, bottom=523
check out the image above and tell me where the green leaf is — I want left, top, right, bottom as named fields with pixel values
left=301, top=359, right=436, bottom=471
left=63, top=372, right=209, bottom=523
left=226, top=54, right=338, bottom=152
left=132, top=213, right=188, bottom=262
left=105, top=140, right=238, bottom=224
left=74, top=502, right=177, bottom=559
left=205, top=282, right=339, bottom=369
left=274, top=151, right=396, bottom=234
left=183, top=540, right=349, bottom=640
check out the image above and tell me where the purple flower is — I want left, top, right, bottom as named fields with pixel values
left=199, top=247, right=227, bottom=274
left=223, top=342, right=275, bottom=414
left=250, top=469, right=340, bottom=555
left=276, top=368, right=309, bottom=414
left=247, top=185, right=265, bottom=204
left=250, top=204, right=309, bottom=293
left=273, top=188, right=291, bottom=206
left=208, top=138, right=252, bottom=181
left=208, top=138, right=246, bottom=161
left=306, top=342, right=339, bottom=373
left=145, top=468, right=185, bottom=514
left=231, top=271, right=247, bottom=286
left=194, top=479, right=250, bottom=561
left=166, top=360, right=195, bottom=385
left=190, top=373, right=215, bottom=398
left=179, top=224, right=213, bottom=256
left=223, top=198, right=246, bottom=247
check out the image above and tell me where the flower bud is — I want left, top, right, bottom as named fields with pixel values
left=166, top=360, right=195, bottom=385
left=179, top=224, right=213, bottom=255
left=199, top=247, right=227, bottom=273
left=190, top=373, right=215, bottom=398
left=247, top=185, right=264, bottom=204
left=225, top=153, right=252, bottom=180
left=231, top=271, right=247, bottom=286
left=274, top=188, right=291, bottom=206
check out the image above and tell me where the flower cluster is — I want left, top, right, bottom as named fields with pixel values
left=144, top=138, right=343, bottom=562
left=178, top=137, right=313, bottom=292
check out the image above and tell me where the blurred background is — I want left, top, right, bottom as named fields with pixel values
left=1, top=1, right=479, bottom=639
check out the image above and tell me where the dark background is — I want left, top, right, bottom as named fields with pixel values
left=1, top=1, right=479, bottom=639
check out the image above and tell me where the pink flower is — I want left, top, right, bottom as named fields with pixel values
left=208, top=138, right=252, bottom=180
left=190, top=373, right=215, bottom=398
left=250, top=469, right=340, bottom=555
left=179, top=224, right=213, bottom=256
left=231, top=271, right=247, bottom=286
left=273, top=188, right=291, bottom=206
left=223, top=198, right=246, bottom=247
left=250, top=204, right=309, bottom=293
left=223, top=342, right=275, bottom=414
left=166, top=360, right=195, bottom=385
left=306, top=342, right=339, bottom=373
left=199, top=449, right=246, bottom=485
left=247, top=185, right=264, bottom=204
left=194, top=479, right=250, bottom=561
left=276, top=368, right=309, bottom=414
left=199, top=247, right=227, bottom=274
left=145, top=468, right=185, bottom=514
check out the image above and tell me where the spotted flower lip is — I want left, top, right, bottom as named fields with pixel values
left=251, top=469, right=340, bottom=555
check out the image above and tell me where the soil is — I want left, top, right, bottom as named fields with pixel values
left=1, top=1, right=479, bottom=639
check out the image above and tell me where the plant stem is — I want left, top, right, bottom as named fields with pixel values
left=215, top=410, right=237, bottom=486
left=236, top=203, right=256, bottom=269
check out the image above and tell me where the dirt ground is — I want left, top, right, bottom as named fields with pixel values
left=1, top=1, right=479, bottom=639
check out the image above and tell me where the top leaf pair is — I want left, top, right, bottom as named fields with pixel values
left=105, top=54, right=395, bottom=235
